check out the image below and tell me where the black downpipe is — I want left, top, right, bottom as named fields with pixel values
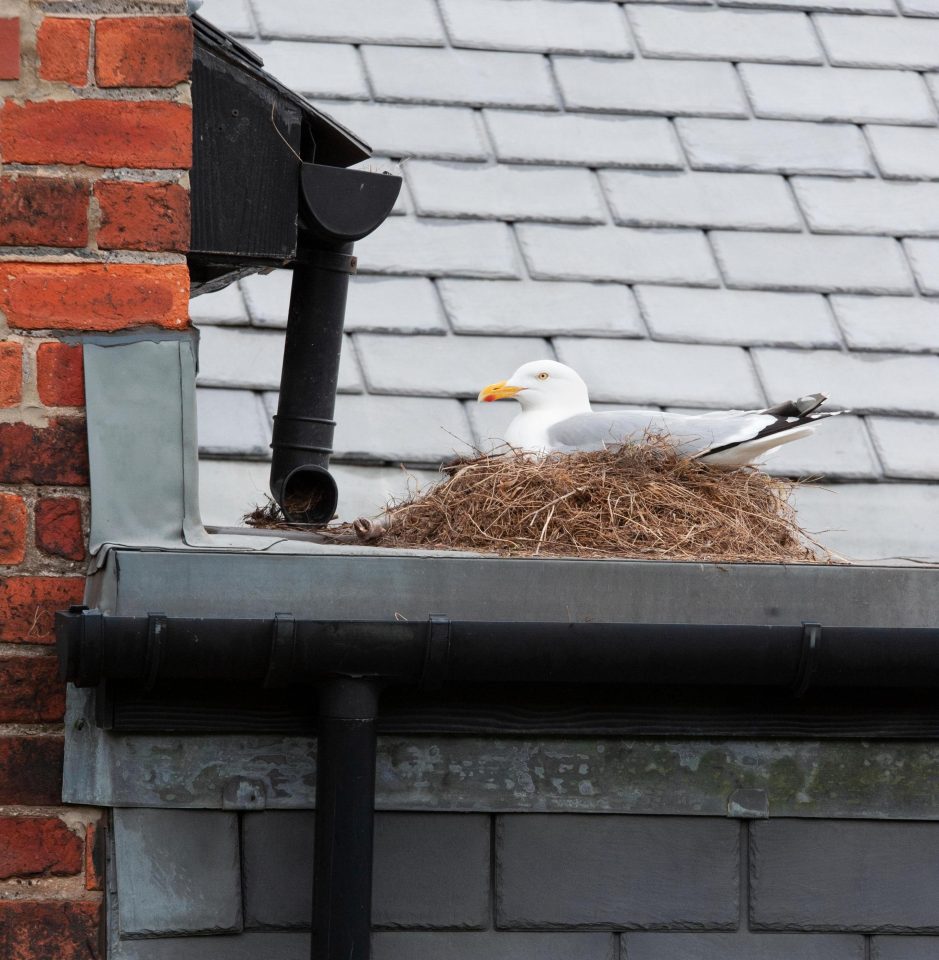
left=312, top=680, right=378, bottom=960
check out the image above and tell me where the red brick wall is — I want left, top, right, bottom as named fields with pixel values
left=0, top=4, right=191, bottom=955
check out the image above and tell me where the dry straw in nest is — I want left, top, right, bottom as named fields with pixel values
left=247, top=439, right=826, bottom=563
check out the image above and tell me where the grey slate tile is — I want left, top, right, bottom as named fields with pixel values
left=240, top=269, right=291, bottom=328
left=252, top=0, right=446, bottom=46
left=354, top=333, right=552, bottom=398
left=873, top=936, right=939, bottom=959
left=517, top=224, right=721, bottom=285
left=711, top=232, right=913, bottom=294
left=625, top=931, right=865, bottom=960
left=792, top=483, right=939, bottom=561
left=903, top=239, right=939, bottom=295
left=763, top=415, right=881, bottom=480
left=362, top=46, right=557, bottom=109
left=328, top=393, right=475, bottom=462
left=677, top=118, right=874, bottom=177
left=198, top=459, right=272, bottom=528
left=245, top=41, right=369, bottom=100
left=627, top=6, right=823, bottom=64
left=792, top=179, right=939, bottom=237
left=329, top=463, right=442, bottom=519
left=485, top=111, right=684, bottom=169
left=356, top=218, right=521, bottom=278
left=830, top=295, right=939, bottom=352
left=600, top=170, right=801, bottom=231
left=739, top=65, right=937, bottom=126
left=865, top=126, right=939, bottom=181
left=867, top=417, right=939, bottom=479
left=316, top=101, right=489, bottom=160
left=753, top=347, right=939, bottom=415
left=496, top=814, right=739, bottom=929
left=189, top=282, right=249, bottom=326
left=345, top=277, right=447, bottom=334
left=198, top=327, right=362, bottom=393
left=555, top=338, right=765, bottom=406
left=112, top=932, right=309, bottom=960
left=635, top=286, right=841, bottom=347
left=195, top=0, right=254, bottom=36
left=750, top=820, right=939, bottom=931
left=554, top=57, right=749, bottom=118
left=406, top=161, right=608, bottom=223
left=113, top=809, right=242, bottom=937
left=242, top=812, right=490, bottom=929
left=438, top=279, right=644, bottom=337
left=897, top=0, right=939, bottom=14
left=373, top=932, right=618, bottom=960
left=197, top=388, right=271, bottom=458
left=721, top=0, right=895, bottom=11
left=440, top=0, right=634, bottom=57
left=814, top=14, right=939, bottom=70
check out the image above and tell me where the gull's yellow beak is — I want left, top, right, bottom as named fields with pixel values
left=478, top=380, right=525, bottom=403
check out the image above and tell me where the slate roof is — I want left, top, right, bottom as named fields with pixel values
left=192, top=0, right=939, bottom=562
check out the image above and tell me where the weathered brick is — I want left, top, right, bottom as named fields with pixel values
left=0, top=418, right=89, bottom=486
left=903, top=239, right=939, bottom=295
left=873, top=937, right=939, bottom=959
left=36, top=342, right=85, bottom=407
left=793, top=178, right=939, bottom=236
left=868, top=418, right=939, bottom=480
left=739, top=65, right=936, bottom=125
left=496, top=815, right=739, bottom=928
left=85, top=821, right=103, bottom=891
left=556, top=338, right=764, bottom=406
left=373, top=932, right=617, bottom=960
left=601, top=170, right=800, bottom=230
left=830, top=295, right=939, bottom=353
left=751, top=819, right=939, bottom=931
left=407, top=162, right=606, bottom=223
left=0, top=176, right=88, bottom=248
left=36, top=17, right=90, bottom=85
left=439, top=279, right=644, bottom=337
left=865, top=126, right=939, bottom=181
left=764, top=415, right=881, bottom=480
left=0, top=493, right=27, bottom=565
left=815, top=15, right=939, bottom=69
left=636, top=286, right=840, bottom=347
left=555, top=57, right=748, bottom=117
left=711, top=232, right=913, bottom=294
left=0, top=737, right=64, bottom=804
left=0, top=656, right=65, bottom=723
left=517, top=224, right=720, bottom=285
left=0, top=18, right=19, bottom=80
left=0, top=341, right=22, bottom=407
left=0, top=900, right=100, bottom=960
left=254, top=0, right=445, bottom=45
left=486, top=110, right=683, bottom=168
left=440, top=0, right=633, bottom=56
left=0, top=263, right=189, bottom=331
left=677, top=118, right=873, bottom=176
left=625, top=931, right=864, bottom=959
left=0, top=577, right=84, bottom=644
left=0, top=817, right=82, bottom=879
left=94, top=180, right=189, bottom=252
left=197, top=388, right=271, bottom=458
left=355, top=333, right=552, bottom=398
left=35, top=497, right=85, bottom=561
left=0, top=100, right=191, bottom=168
left=753, top=348, right=939, bottom=416
left=95, top=16, right=192, bottom=87
left=318, top=101, right=488, bottom=160
left=363, top=46, right=557, bottom=108
left=357, top=218, right=521, bottom=278
left=628, top=6, right=822, bottom=63
left=245, top=40, right=369, bottom=99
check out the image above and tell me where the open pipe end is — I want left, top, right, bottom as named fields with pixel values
left=277, top=465, right=339, bottom=525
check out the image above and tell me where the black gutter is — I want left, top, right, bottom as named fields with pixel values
left=55, top=609, right=939, bottom=960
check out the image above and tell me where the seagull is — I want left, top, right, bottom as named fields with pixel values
left=477, top=360, right=840, bottom=467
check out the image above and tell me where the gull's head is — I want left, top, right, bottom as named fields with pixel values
left=477, top=360, right=591, bottom=413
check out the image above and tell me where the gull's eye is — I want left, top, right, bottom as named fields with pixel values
left=536, top=372, right=550, bottom=381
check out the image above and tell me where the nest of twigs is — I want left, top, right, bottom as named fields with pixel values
left=246, top=439, right=827, bottom=563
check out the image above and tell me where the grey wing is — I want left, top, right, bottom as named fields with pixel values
left=547, top=410, right=778, bottom=456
